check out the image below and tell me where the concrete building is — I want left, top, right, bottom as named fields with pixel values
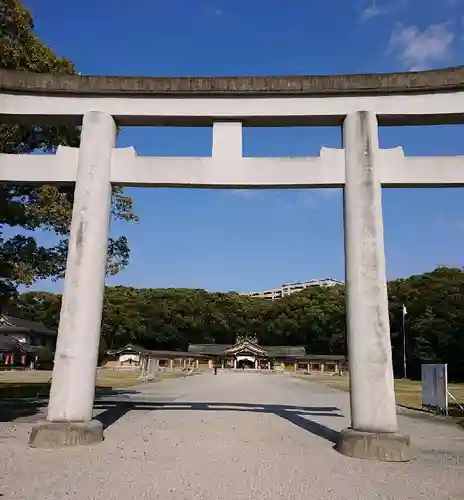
left=241, top=278, right=343, bottom=300
left=3, top=66, right=462, bottom=459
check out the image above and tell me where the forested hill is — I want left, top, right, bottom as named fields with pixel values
left=5, top=266, right=464, bottom=380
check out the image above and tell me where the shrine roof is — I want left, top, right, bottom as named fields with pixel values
left=108, top=344, right=203, bottom=358
left=0, top=315, right=56, bottom=336
left=0, top=336, right=41, bottom=354
left=188, top=343, right=307, bottom=357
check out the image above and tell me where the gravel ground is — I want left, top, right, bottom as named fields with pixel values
left=1, top=371, right=464, bottom=500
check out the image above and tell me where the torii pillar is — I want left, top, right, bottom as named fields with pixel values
left=336, top=111, right=412, bottom=461
left=29, top=111, right=115, bottom=448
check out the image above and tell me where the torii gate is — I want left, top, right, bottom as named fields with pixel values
left=1, top=67, right=464, bottom=460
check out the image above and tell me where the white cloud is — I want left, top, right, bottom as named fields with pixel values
left=362, top=1, right=388, bottom=20
left=360, top=0, right=410, bottom=21
left=362, top=5, right=384, bottom=19
left=387, top=22, right=455, bottom=70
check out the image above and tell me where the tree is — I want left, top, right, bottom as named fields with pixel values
left=388, top=267, right=464, bottom=380
left=101, top=286, right=147, bottom=349
left=0, top=0, right=138, bottom=308
left=7, top=290, right=62, bottom=328
left=7, top=266, right=464, bottom=381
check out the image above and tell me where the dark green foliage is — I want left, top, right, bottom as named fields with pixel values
left=0, top=0, right=138, bottom=308
left=36, top=345, right=54, bottom=363
left=388, top=266, right=464, bottom=380
left=6, top=266, right=464, bottom=380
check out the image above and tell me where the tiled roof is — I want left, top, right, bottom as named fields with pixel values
left=107, top=344, right=204, bottom=358
left=296, top=354, right=346, bottom=361
left=0, top=315, right=56, bottom=336
left=188, top=344, right=233, bottom=355
left=107, top=343, right=146, bottom=355
left=188, top=343, right=307, bottom=357
left=108, top=343, right=344, bottom=360
left=265, top=346, right=306, bottom=357
left=0, top=336, right=41, bottom=354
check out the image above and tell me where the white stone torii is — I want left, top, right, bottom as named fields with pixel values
left=1, top=67, right=464, bottom=460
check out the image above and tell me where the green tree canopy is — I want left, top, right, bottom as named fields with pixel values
left=0, top=0, right=138, bottom=306
left=9, top=267, right=464, bottom=380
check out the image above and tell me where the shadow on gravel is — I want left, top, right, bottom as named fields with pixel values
left=0, top=401, right=47, bottom=422
left=94, top=401, right=343, bottom=444
left=0, top=388, right=140, bottom=423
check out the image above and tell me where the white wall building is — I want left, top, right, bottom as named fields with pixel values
left=240, top=278, right=343, bottom=300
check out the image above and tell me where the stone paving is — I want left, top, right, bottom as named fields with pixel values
left=1, top=371, right=464, bottom=500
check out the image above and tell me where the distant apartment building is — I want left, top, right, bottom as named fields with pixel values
left=240, top=279, right=343, bottom=300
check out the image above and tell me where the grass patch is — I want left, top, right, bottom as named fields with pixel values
left=0, top=368, right=194, bottom=400
left=393, top=379, right=464, bottom=414
left=0, top=369, right=141, bottom=399
left=96, top=369, right=141, bottom=388
left=159, top=371, right=190, bottom=378
left=297, top=374, right=464, bottom=414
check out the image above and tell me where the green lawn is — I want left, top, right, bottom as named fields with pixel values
left=297, top=374, right=464, bottom=415
left=0, top=368, right=188, bottom=400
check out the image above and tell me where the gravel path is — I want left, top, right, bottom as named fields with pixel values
left=1, top=371, right=464, bottom=500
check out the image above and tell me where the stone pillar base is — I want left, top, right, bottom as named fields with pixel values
left=336, top=428, right=414, bottom=462
left=29, top=420, right=103, bottom=449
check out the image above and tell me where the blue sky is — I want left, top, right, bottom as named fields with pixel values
left=11, top=0, right=464, bottom=292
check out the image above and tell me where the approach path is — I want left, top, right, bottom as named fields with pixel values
left=1, top=371, right=463, bottom=500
